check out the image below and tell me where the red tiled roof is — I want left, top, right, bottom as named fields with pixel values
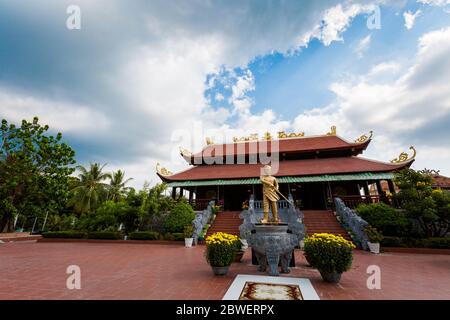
left=184, top=135, right=369, bottom=163
left=431, top=175, right=450, bottom=189
left=161, top=156, right=412, bottom=181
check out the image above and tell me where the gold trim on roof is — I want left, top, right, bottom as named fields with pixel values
left=179, top=147, right=192, bottom=158
left=263, top=132, right=272, bottom=141
left=278, top=131, right=305, bottom=139
left=233, top=133, right=258, bottom=143
left=390, top=146, right=416, bottom=163
left=156, top=163, right=173, bottom=176
left=205, top=137, right=214, bottom=145
left=326, top=126, right=337, bottom=136
left=354, top=130, right=373, bottom=143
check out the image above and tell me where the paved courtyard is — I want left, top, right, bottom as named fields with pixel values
left=0, top=241, right=449, bottom=300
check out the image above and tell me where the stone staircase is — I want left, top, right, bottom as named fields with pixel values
left=205, top=211, right=242, bottom=237
left=302, top=210, right=352, bottom=241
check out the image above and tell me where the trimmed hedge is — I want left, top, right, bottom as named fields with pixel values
left=172, top=233, right=184, bottom=241
left=87, top=231, right=122, bottom=240
left=128, top=231, right=159, bottom=240
left=42, top=231, right=86, bottom=239
left=382, top=236, right=450, bottom=249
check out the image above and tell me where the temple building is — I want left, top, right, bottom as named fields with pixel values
left=156, top=127, right=416, bottom=211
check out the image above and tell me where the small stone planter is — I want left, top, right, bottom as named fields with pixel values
left=184, top=238, right=193, bottom=247
left=368, top=242, right=380, bottom=254
left=319, top=271, right=342, bottom=283
left=211, top=266, right=229, bottom=276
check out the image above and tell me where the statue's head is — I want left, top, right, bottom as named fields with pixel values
left=261, top=165, right=272, bottom=176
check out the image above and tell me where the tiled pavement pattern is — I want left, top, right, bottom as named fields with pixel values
left=0, top=242, right=449, bottom=300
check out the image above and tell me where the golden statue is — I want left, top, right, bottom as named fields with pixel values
left=260, top=165, right=280, bottom=224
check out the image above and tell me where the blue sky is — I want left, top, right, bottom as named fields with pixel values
left=1, top=0, right=450, bottom=187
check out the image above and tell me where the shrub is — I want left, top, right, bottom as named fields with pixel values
left=163, top=232, right=174, bottom=241
left=364, top=226, right=383, bottom=243
left=172, top=233, right=184, bottom=241
left=381, top=236, right=450, bottom=249
left=425, top=237, right=450, bottom=249
left=303, top=233, right=356, bottom=274
left=356, top=203, right=409, bottom=236
left=205, top=232, right=239, bottom=267
left=128, top=231, right=159, bottom=240
left=42, top=231, right=86, bottom=239
left=183, top=225, right=194, bottom=238
left=163, top=201, right=195, bottom=233
left=87, top=231, right=122, bottom=240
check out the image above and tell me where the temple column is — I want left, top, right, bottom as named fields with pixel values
left=387, top=180, right=396, bottom=195
left=179, top=188, right=184, bottom=199
left=375, top=181, right=383, bottom=196
left=188, top=187, right=193, bottom=203
left=362, top=181, right=370, bottom=196
left=171, top=187, right=176, bottom=200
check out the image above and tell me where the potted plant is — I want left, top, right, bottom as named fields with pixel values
left=205, top=232, right=238, bottom=275
left=184, top=225, right=194, bottom=248
left=365, top=226, right=383, bottom=254
left=233, top=239, right=245, bottom=262
left=304, top=233, right=356, bottom=283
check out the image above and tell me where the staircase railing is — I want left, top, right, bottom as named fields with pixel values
left=334, top=197, right=369, bottom=250
left=191, top=200, right=215, bottom=244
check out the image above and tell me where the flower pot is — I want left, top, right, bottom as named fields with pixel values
left=234, top=251, right=244, bottom=262
left=211, top=266, right=229, bottom=276
left=368, top=242, right=380, bottom=254
left=185, top=238, right=193, bottom=247
left=319, top=271, right=342, bottom=283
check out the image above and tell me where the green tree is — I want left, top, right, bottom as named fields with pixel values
left=108, top=170, right=133, bottom=202
left=0, top=117, right=76, bottom=232
left=69, top=163, right=110, bottom=214
left=394, top=169, right=450, bottom=237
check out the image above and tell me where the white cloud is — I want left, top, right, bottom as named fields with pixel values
left=403, top=10, right=422, bottom=30
left=0, top=87, right=110, bottom=136
left=354, top=34, right=372, bottom=57
left=368, top=62, right=401, bottom=77
left=418, top=0, right=450, bottom=6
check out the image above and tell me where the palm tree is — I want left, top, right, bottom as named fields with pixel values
left=108, top=170, right=133, bottom=202
left=69, top=163, right=111, bottom=214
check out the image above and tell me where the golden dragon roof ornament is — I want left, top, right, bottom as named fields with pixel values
left=156, top=163, right=173, bottom=176
left=354, top=130, right=373, bottom=143
left=205, top=137, right=214, bottom=145
left=278, top=131, right=305, bottom=139
left=179, top=147, right=192, bottom=158
left=326, top=125, right=337, bottom=136
left=390, top=146, right=417, bottom=163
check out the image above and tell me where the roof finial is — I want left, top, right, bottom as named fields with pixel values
left=326, top=125, right=337, bottom=136
left=156, top=163, right=173, bottom=176
left=354, top=130, right=373, bottom=143
left=390, top=146, right=416, bottom=163
left=205, top=137, right=214, bottom=145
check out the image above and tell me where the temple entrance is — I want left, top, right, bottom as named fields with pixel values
left=296, top=182, right=327, bottom=210
left=224, top=185, right=252, bottom=211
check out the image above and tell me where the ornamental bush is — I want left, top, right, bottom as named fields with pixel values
left=205, top=232, right=239, bottom=267
left=87, top=231, right=122, bottom=240
left=356, top=202, right=409, bottom=236
left=303, top=233, right=356, bottom=274
left=42, top=231, right=86, bottom=239
left=163, top=201, right=195, bottom=233
left=128, top=231, right=159, bottom=240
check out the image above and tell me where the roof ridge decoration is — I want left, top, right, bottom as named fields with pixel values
left=326, top=125, right=337, bottom=136
left=156, top=163, right=173, bottom=176
left=354, top=130, right=373, bottom=143
left=233, top=133, right=259, bottom=143
left=277, top=131, right=305, bottom=139
left=390, top=146, right=417, bottom=163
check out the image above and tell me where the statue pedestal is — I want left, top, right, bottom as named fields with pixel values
left=248, top=223, right=298, bottom=276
